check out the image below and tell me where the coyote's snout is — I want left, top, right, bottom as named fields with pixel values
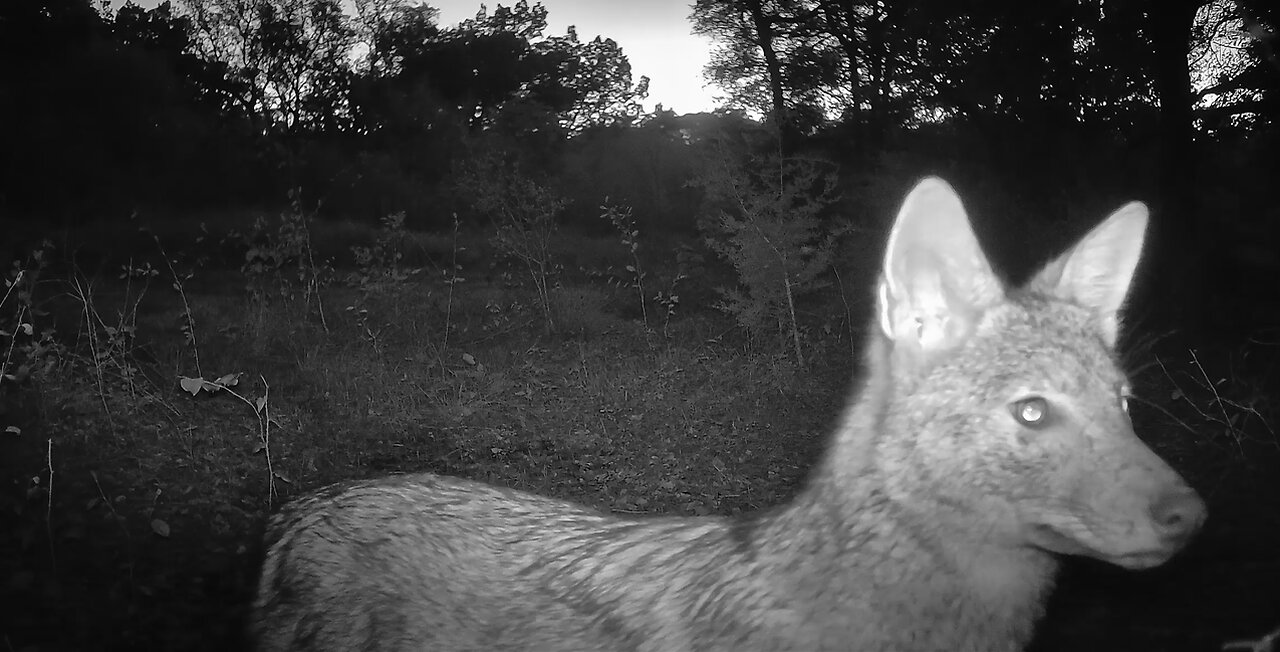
left=251, top=178, right=1205, bottom=651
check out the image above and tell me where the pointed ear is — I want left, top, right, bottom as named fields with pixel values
left=1029, top=202, right=1149, bottom=347
left=877, top=178, right=1004, bottom=363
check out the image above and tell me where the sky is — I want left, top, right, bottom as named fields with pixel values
left=112, top=0, right=720, bottom=115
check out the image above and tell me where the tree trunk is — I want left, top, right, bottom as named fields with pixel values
left=745, top=0, right=792, bottom=147
left=1146, top=0, right=1213, bottom=338
left=819, top=0, right=868, bottom=139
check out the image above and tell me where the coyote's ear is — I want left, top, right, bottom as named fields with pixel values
left=1029, top=202, right=1148, bottom=347
left=877, top=178, right=1004, bottom=362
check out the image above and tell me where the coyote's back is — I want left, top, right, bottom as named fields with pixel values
left=252, top=178, right=1206, bottom=652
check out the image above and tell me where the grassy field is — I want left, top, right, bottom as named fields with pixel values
left=2, top=210, right=1278, bottom=651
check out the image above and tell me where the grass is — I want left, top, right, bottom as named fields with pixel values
left=2, top=212, right=1278, bottom=652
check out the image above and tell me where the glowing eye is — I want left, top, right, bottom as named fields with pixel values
left=1120, top=384, right=1132, bottom=414
left=1011, top=397, right=1049, bottom=427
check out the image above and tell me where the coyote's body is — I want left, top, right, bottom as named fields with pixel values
left=252, top=179, right=1206, bottom=652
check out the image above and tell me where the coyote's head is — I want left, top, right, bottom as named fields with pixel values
left=873, top=178, right=1205, bottom=570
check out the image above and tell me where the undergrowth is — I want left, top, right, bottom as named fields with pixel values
left=0, top=206, right=1276, bottom=652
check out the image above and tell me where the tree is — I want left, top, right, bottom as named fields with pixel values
left=1190, top=0, right=1280, bottom=129
left=695, top=152, right=842, bottom=366
left=0, top=0, right=252, bottom=216
left=1145, top=0, right=1212, bottom=333
left=543, top=29, right=650, bottom=133
left=181, top=0, right=356, bottom=133
left=688, top=0, right=1192, bottom=137
left=691, top=0, right=796, bottom=137
left=350, top=0, right=439, bottom=76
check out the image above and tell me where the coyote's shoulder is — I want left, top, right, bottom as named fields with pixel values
left=252, top=178, right=1205, bottom=652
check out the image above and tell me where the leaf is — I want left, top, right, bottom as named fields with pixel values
left=462, top=353, right=477, bottom=366
left=215, top=373, right=241, bottom=387
left=5, top=425, right=19, bottom=436
left=179, top=377, right=205, bottom=396
left=150, top=519, right=171, bottom=538
left=255, top=396, right=267, bottom=413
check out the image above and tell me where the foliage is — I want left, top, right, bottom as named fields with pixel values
left=456, top=152, right=566, bottom=332
left=1, top=245, right=64, bottom=428
left=5, top=0, right=1275, bottom=244
left=346, top=0, right=647, bottom=139
left=232, top=191, right=333, bottom=339
left=0, top=0, right=653, bottom=220
left=0, top=0, right=253, bottom=217
left=551, top=29, right=651, bottom=134
left=689, top=0, right=1276, bottom=136
left=179, top=371, right=284, bottom=504
left=349, top=0, right=440, bottom=76
left=653, top=245, right=700, bottom=339
left=599, top=201, right=648, bottom=329
left=695, top=152, right=843, bottom=366
left=348, top=211, right=417, bottom=289
left=1189, top=0, right=1280, bottom=133
left=2, top=220, right=1273, bottom=652
left=556, top=112, right=705, bottom=231
left=181, top=0, right=357, bottom=133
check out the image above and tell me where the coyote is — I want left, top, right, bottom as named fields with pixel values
left=251, top=178, right=1206, bottom=652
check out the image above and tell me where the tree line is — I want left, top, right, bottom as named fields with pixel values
left=0, top=0, right=1275, bottom=247
left=689, top=0, right=1276, bottom=330
left=0, top=0, right=653, bottom=222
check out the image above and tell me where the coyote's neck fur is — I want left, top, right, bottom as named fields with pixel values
left=747, top=333, right=1057, bottom=651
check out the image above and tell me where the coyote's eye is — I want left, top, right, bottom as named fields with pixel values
left=1011, top=396, right=1049, bottom=428
left=1119, top=383, right=1132, bottom=414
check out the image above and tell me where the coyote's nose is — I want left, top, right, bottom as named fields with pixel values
left=1150, top=486, right=1207, bottom=545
